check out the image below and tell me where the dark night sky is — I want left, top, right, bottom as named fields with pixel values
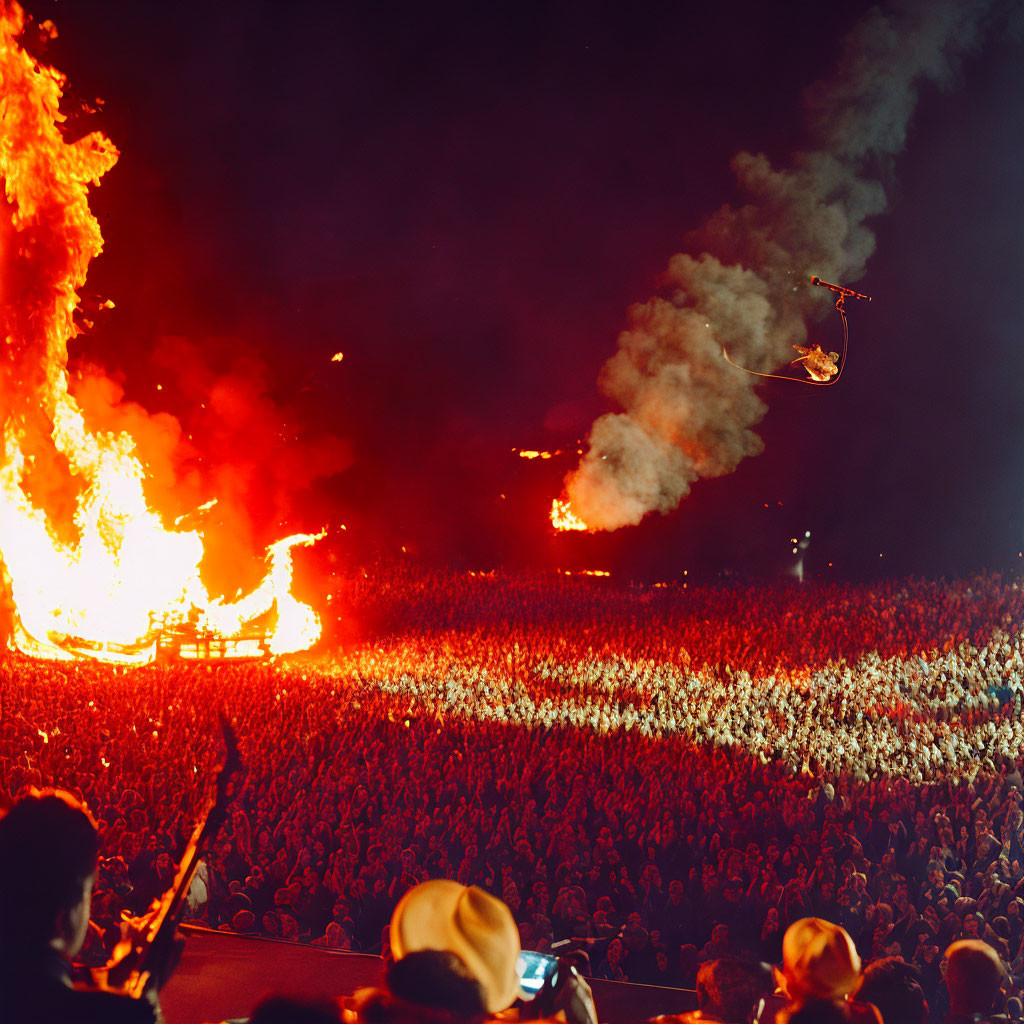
left=21, top=0, right=1024, bottom=581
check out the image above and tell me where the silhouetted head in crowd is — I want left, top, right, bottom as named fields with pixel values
left=0, top=790, right=99, bottom=957
left=250, top=995, right=342, bottom=1024
left=944, top=939, right=1007, bottom=1018
left=695, top=956, right=773, bottom=1023
left=857, top=957, right=928, bottom=1024
left=232, top=909, right=257, bottom=934
left=384, top=950, right=488, bottom=1021
left=784, top=1002, right=852, bottom=1024
left=679, top=944, right=699, bottom=984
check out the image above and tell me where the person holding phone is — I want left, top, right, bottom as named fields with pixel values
left=344, top=880, right=598, bottom=1024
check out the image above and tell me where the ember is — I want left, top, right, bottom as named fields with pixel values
left=0, top=4, right=322, bottom=663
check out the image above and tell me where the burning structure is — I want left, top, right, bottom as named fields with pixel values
left=0, top=3, right=323, bottom=663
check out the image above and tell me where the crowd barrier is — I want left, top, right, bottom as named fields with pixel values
left=161, top=926, right=697, bottom=1024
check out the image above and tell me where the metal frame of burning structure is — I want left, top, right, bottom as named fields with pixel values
left=8, top=607, right=275, bottom=664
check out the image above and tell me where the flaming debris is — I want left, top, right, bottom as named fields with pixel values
left=0, top=3, right=323, bottom=663
left=550, top=499, right=588, bottom=532
left=515, top=444, right=584, bottom=461
left=561, top=0, right=1004, bottom=531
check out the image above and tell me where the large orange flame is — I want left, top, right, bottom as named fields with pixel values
left=0, top=3, right=323, bottom=663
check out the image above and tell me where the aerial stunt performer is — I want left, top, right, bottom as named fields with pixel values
left=790, top=344, right=841, bottom=382
left=722, top=276, right=871, bottom=387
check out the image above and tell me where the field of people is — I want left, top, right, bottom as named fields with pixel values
left=4, top=567, right=1024, bottom=1017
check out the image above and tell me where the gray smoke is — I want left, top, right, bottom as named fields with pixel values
left=564, top=0, right=1002, bottom=531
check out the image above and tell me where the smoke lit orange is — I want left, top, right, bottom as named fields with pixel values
left=0, top=3, right=323, bottom=663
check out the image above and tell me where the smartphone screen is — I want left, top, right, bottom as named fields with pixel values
left=517, top=950, right=559, bottom=999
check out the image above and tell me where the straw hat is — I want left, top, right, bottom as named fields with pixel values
left=390, top=880, right=521, bottom=1013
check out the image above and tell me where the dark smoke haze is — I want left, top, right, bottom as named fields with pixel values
left=565, top=0, right=1004, bottom=531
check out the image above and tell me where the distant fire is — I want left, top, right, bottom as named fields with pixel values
left=514, top=446, right=584, bottom=461
left=331, top=352, right=344, bottom=362
left=0, top=4, right=323, bottom=664
left=550, top=499, right=588, bottom=532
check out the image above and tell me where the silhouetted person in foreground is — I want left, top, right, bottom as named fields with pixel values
left=655, top=955, right=774, bottom=1023
left=250, top=995, right=342, bottom=1024
left=0, top=790, right=172, bottom=1024
left=758, top=918, right=881, bottom=1024
left=943, top=939, right=1011, bottom=1024
left=857, top=957, right=928, bottom=1024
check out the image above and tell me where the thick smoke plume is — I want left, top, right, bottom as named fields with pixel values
left=564, top=0, right=1002, bottom=531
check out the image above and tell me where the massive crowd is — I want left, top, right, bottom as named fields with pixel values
left=4, top=567, right=1024, bottom=1021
